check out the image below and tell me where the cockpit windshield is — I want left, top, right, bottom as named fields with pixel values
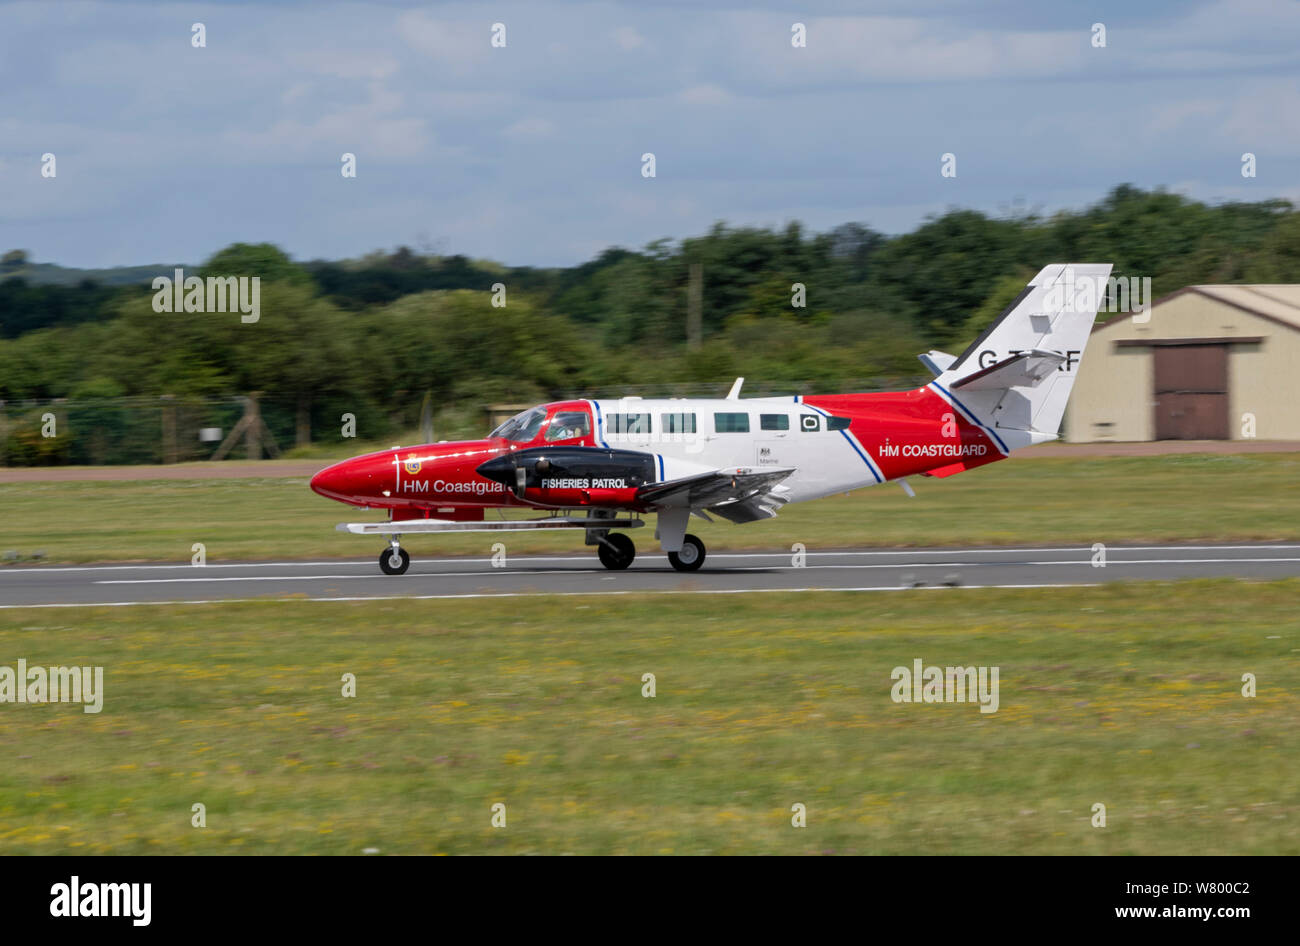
left=490, top=407, right=548, bottom=442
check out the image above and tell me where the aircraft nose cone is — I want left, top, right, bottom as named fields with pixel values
left=310, top=461, right=347, bottom=499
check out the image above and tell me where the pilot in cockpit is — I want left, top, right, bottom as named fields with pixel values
left=545, top=411, right=591, bottom=442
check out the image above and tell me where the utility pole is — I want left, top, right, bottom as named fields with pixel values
left=211, top=393, right=281, bottom=460
left=420, top=390, right=434, bottom=443
left=247, top=393, right=262, bottom=460
left=161, top=394, right=177, bottom=464
left=296, top=395, right=312, bottom=447
left=687, top=262, right=703, bottom=351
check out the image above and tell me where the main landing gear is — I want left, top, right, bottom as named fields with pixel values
left=372, top=530, right=708, bottom=576
left=667, top=534, right=706, bottom=573
left=594, top=532, right=707, bottom=573
left=378, top=536, right=410, bottom=575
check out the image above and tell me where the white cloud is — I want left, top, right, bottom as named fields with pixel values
left=5, top=0, right=1299, bottom=269
left=287, top=48, right=400, bottom=82
left=613, top=26, right=646, bottom=50
left=281, top=82, right=313, bottom=106
left=502, top=117, right=557, bottom=139
left=1148, top=99, right=1225, bottom=136
left=221, top=80, right=432, bottom=163
left=1217, top=80, right=1300, bottom=156
left=679, top=84, right=733, bottom=106
left=397, top=11, right=496, bottom=75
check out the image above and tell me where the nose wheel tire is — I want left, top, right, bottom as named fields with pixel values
left=597, top=533, right=635, bottom=570
left=667, top=534, right=706, bottom=572
left=378, top=547, right=411, bottom=575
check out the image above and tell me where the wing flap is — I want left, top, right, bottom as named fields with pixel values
left=637, top=467, right=795, bottom=509
left=707, top=493, right=789, bottom=523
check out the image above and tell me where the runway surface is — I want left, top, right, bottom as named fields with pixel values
left=2, top=543, right=1299, bottom=608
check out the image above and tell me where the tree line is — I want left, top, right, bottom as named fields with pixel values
left=2, top=183, right=1299, bottom=453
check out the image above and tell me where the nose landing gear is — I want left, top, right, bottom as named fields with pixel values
left=596, top=532, right=636, bottom=570
left=378, top=536, right=410, bottom=575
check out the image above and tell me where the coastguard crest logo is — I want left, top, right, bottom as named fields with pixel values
left=404, top=457, right=422, bottom=476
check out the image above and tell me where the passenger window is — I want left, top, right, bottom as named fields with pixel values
left=609, top=413, right=651, bottom=435
left=827, top=416, right=851, bottom=431
left=662, top=412, right=697, bottom=434
left=760, top=414, right=790, bottom=431
left=800, top=414, right=822, bottom=432
left=714, top=412, right=750, bottom=433
left=545, top=411, right=591, bottom=442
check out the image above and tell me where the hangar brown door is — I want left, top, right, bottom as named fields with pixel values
left=1153, top=344, right=1229, bottom=440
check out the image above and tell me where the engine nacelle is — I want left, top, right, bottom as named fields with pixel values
left=475, top=446, right=656, bottom=508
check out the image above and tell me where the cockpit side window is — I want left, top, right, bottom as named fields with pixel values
left=544, top=411, right=592, bottom=442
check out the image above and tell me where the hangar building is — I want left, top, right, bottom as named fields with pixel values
left=1065, top=284, right=1300, bottom=442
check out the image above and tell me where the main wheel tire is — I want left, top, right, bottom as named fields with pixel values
left=597, top=533, right=635, bottom=570
left=378, top=547, right=411, bottom=575
left=667, top=534, right=706, bottom=572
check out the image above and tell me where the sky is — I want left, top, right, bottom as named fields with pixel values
left=1, top=0, right=1299, bottom=268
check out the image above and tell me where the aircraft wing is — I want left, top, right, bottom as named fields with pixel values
left=637, top=467, right=795, bottom=514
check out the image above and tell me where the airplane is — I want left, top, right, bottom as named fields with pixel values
left=310, top=264, right=1112, bottom=575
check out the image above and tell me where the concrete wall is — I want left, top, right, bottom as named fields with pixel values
left=1064, top=291, right=1300, bottom=441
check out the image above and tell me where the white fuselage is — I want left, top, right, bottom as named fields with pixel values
left=589, top=396, right=884, bottom=504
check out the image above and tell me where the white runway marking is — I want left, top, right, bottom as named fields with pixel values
left=3, top=543, right=1295, bottom=609
left=88, top=556, right=1300, bottom=585
left=5, top=544, right=1300, bottom=573
left=95, top=570, right=604, bottom=584
left=0, top=583, right=1100, bottom=609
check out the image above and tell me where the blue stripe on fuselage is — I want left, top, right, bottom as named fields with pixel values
left=590, top=399, right=609, bottom=448
left=926, top=381, right=1010, bottom=455
left=802, top=402, right=883, bottom=483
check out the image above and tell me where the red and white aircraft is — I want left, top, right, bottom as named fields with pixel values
left=311, top=264, right=1111, bottom=574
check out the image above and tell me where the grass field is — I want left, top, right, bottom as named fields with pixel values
left=1, top=453, right=1298, bottom=563
left=0, top=580, right=1296, bottom=854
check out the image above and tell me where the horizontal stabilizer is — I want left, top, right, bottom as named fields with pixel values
left=950, top=349, right=1065, bottom=391
left=917, top=350, right=957, bottom=377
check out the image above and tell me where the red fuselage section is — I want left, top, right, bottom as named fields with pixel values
left=309, top=399, right=609, bottom=515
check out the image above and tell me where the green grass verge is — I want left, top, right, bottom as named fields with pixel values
left=1, top=453, right=1298, bottom=563
left=0, top=580, right=1296, bottom=854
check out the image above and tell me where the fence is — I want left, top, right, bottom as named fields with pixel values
left=1, top=375, right=927, bottom=466
left=0, top=395, right=314, bottom=466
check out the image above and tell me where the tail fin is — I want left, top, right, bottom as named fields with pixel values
left=933, top=263, right=1112, bottom=449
